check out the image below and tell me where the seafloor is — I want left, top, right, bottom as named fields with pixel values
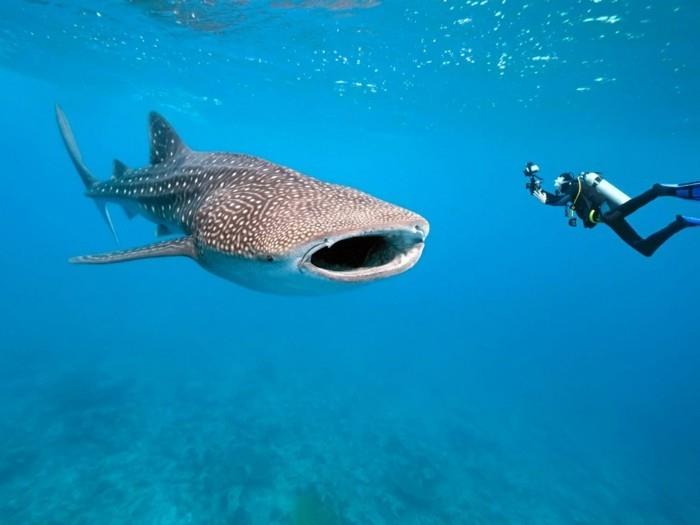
left=0, top=344, right=690, bottom=525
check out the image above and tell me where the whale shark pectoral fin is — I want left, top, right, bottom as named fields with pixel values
left=69, top=236, right=196, bottom=265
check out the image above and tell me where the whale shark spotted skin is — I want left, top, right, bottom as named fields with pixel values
left=56, top=106, right=429, bottom=294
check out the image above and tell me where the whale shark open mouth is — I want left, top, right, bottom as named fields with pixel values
left=301, top=228, right=426, bottom=282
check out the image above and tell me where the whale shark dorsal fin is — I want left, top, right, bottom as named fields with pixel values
left=113, top=159, right=128, bottom=178
left=148, top=112, right=190, bottom=165
left=69, top=236, right=196, bottom=265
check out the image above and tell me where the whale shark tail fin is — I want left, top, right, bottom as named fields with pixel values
left=55, top=104, right=118, bottom=243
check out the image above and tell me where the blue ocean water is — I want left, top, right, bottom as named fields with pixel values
left=1, top=0, right=699, bottom=523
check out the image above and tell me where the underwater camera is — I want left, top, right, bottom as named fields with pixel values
left=523, top=162, right=542, bottom=193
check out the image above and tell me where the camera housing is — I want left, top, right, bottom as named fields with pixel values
left=524, top=162, right=542, bottom=193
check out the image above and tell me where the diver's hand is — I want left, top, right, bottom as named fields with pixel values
left=532, top=188, right=547, bottom=204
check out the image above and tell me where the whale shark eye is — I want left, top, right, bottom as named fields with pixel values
left=266, top=256, right=274, bottom=262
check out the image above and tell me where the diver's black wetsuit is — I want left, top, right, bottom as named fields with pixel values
left=541, top=186, right=599, bottom=228
left=543, top=179, right=690, bottom=257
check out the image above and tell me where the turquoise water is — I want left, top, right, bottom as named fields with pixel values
left=1, top=1, right=699, bottom=523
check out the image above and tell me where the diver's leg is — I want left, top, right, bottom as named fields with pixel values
left=607, top=184, right=675, bottom=220
left=604, top=216, right=693, bottom=257
left=611, top=181, right=700, bottom=220
left=603, top=218, right=648, bottom=255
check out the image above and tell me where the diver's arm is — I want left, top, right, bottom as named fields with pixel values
left=533, top=188, right=568, bottom=206
left=525, top=162, right=569, bottom=206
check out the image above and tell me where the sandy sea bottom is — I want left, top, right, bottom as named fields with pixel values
left=0, top=342, right=696, bottom=525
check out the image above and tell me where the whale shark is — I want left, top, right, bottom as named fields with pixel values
left=56, top=106, right=429, bottom=294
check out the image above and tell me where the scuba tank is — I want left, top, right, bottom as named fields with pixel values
left=583, top=172, right=630, bottom=209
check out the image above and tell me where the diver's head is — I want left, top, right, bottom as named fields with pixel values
left=554, top=173, right=577, bottom=195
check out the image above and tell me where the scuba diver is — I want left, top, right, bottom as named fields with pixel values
left=524, top=162, right=700, bottom=256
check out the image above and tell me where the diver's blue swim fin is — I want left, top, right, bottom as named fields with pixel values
left=660, top=181, right=700, bottom=200
left=678, top=215, right=700, bottom=226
